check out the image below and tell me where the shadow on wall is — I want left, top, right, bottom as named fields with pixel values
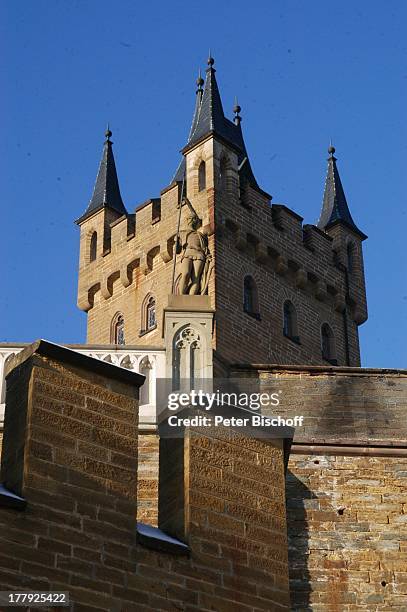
left=286, top=470, right=314, bottom=611
left=313, top=374, right=393, bottom=444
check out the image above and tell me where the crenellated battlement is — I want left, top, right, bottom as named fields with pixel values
left=79, top=186, right=363, bottom=313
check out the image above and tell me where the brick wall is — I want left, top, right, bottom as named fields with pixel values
left=0, top=341, right=291, bottom=611
left=137, top=433, right=159, bottom=526
left=78, top=175, right=216, bottom=348
left=213, top=151, right=364, bottom=367
left=0, top=342, right=142, bottom=609
left=159, top=421, right=291, bottom=610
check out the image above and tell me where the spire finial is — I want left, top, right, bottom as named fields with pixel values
left=207, top=49, right=214, bottom=67
left=328, top=139, right=335, bottom=157
left=196, top=67, right=204, bottom=92
left=105, top=123, right=112, bottom=142
left=233, top=96, right=242, bottom=125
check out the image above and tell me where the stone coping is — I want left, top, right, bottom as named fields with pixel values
left=4, top=339, right=145, bottom=388
left=230, top=363, right=407, bottom=375
left=165, top=294, right=214, bottom=312
left=0, top=342, right=165, bottom=352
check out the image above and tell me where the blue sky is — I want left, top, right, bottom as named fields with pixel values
left=1, top=0, right=406, bottom=367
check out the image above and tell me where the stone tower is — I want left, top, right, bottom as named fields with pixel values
left=76, top=56, right=367, bottom=367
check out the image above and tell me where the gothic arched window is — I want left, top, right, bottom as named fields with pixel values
left=283, top=301, right=299, bottom=342
left=90, top=231, right=97, bottom=262
left=321, top=323, right=336, bottom=364
left=139, top=356, right=152, bottom=405
left=243, top=276, right=260, bottom=319
left=172, top=326, right=202, bottom=391
left=198, top=160, right=206, bottom=192
left=147, top=296, right=156, bottom=330
left=141, top=294, right=157, bottom=334
left=111, top=313, right=125, bottom=345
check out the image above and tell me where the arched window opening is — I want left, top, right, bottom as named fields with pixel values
left=90, top=232, right=97, bottom=262
left=139, top=356, right=152, bottom=405
left=112, top=313, right=125, bottom=346
left=321, top=323, right=337, bottom=365
left=146, top=296, right=156, bottom=330
left=198, top=160, right=206, bottom=192
left=283, top=301, right=299, bottom=343
left=347, top=242, right=355, bottom=273
left=243, top=276, right=260, bottom=319
left=172, top=326, right=202, bottom=392
left=141, top=294, right=157, bottom=335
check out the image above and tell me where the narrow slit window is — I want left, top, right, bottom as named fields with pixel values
left=198, top=161, right=206, bottom=192
left=321, top=323, right=336, bottom=364
left=243, top=276, right=259, bottom=319
left=90, top=232, right=97, bottom=262
left=113, top=314, right=125, bottom=346
left=283, top=301, right=299, bottom=342
left=146, top=296, right=156, bottom=330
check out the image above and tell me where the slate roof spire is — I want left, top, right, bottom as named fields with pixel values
left=172, top=69, right=205, bottom=183
left=76, top=126, right=127, bottom=224
left=189, top=68, right=204, bottom=140
left=185, top=54, right=230, bottom=150
left=171, top=57, right=270, bottom=198
left=317, top=144, right=366, bottom=239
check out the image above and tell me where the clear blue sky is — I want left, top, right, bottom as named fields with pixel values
left=1, top=1, right=406, bottom=367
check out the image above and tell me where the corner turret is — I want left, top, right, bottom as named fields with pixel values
left=76, top=127, right=127, bottom=224
left=318, top=144, right=366, bottom=240
left=318, top=144, right=368, bottom=332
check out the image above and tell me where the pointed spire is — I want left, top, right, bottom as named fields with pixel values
left=185, top=54, right=231, bottom=150
left=318, top=144, right=366, bottom=239
left=172, top=68, right=205, bottom=183
left=76, top=127, right=127, bottom=224
left=171, top=58, right=270, bottom=199
left=189, top=68, right=204, bottom=140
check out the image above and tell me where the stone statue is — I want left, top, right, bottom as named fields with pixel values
left=177, top=204, right=212, bottom=295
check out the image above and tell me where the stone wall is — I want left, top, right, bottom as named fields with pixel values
left=0, top=341, right=291, bottom=611
left=78, top=175, right=216, bottom=348
left=137, top=433, right=159, bottom=526
left=287, top=453, right=407, bottom=610
left=130, top=365, right=407, bottom=611
left=230, top=364, right=407, bottom=610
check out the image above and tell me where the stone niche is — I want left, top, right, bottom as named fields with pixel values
left=163, top=295, right=214, bottom=388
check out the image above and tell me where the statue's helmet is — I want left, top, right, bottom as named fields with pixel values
left=186, top=212, right=201, bottom=229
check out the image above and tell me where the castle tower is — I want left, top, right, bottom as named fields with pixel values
left=76, top=58, right=368, bottom=367
left=317, top=144, right=368, bottom=364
